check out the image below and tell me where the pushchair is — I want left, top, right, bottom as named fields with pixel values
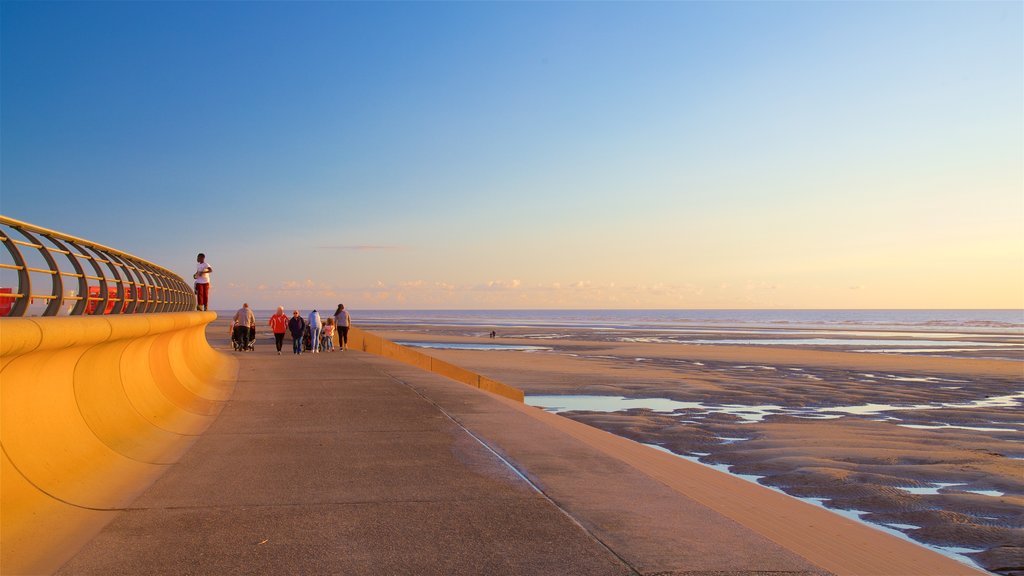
left=231, top=323, right=256, bottom=351
left=302, top=325, right=313, bottom=351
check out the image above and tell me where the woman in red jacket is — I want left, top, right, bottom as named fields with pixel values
left=268, top=306, right=289, bottom=355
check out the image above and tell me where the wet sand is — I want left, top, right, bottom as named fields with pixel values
left=367, top=324, right=1024, bottom=576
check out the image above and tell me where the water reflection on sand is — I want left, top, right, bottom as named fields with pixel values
left=638, top=443, right=988, bottom=570
left=527, top=392, right=1024, bottom=431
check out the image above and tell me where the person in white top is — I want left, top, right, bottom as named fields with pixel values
left=308, top=310, right=323, bottom=354
left=333, top=304, right=351, bottom=351
left=193, top=253, right=213, bottom=311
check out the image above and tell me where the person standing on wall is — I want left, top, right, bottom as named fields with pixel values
left=287, top=310, right=305, bottom=355
left=308, top=309, right=323, bottom=354
left=333, top=303, right=351, bottom=351
left=232, top=303, right=255, bottom=351
left=269, top=306, right=289, bottom=355
left=193, top=253, right=213, bottom=311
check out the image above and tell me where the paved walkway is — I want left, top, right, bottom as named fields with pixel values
left=56, top=342, right=980, bottom=575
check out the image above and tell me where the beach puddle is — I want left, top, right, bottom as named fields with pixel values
left=395, top=341, right=552, bottom=352
left=962, top=489, right=1006, bottom=497
left=685, top=338, right=1022, bottom=348
left=884, top=522, right=921, bottom=530
left=901, top=484, right=1007, bottom=497
left=530, top=391, right=1019, bottom=573
left=526, top=392, right=1024, bottom=430
left=640, top=445, right=987, bottom=571
left=821, top=392, right=1024, bottom=421
left=614, top=333, right=1024, bottom=360
left=878, top=375, right=971, bottom=384
left=901, top=483, right=962, bottom=495
left=526, top=395, right=707, bottom=414
left=850, top=348, right=1024, bottom=360
left=717, top=436, right=750, bottom=444
left=898, top=423, right=1019, bottom=432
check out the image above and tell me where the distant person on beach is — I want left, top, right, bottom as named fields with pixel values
left=232, top=303, right=255, bottom=351
left=287, top=310, right=305, bottom=355
left=322, top=318, right=335, bottom=352
left=333, top=304, right=351, bottom=351
left=490, top=330, right=496, bottom=339
left=308, top=309, right=323, bottom=354
left=269, top=306, right=288, bottom=355
left=193, top=253, right=213, bottom=311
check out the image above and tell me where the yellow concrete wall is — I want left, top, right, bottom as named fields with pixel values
left=0, top=312, right=237, bottom=575
left=347, top=327, right=524, bottom=402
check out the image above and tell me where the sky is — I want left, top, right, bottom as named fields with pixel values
left=2, top=1, right=1021, bottom=310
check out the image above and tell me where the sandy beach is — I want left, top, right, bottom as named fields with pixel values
left=209, top=310, right=1022, bottom=574
left=347, top=321, right=1024, bottom=576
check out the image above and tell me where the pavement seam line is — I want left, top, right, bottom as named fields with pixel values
left=367, top=358, right=643, bottom=576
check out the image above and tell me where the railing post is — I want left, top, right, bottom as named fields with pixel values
left=0, top=215, right=196, bottom=317
left=1, top=232, right=31, bottom=316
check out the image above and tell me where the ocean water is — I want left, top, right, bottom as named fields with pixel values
left=349, top=309, right=1023, bottom=334
left=236, top=309, right=1024, bottom=359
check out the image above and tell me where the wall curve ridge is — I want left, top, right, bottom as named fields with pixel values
left=0, top=311, right=238, bottom=575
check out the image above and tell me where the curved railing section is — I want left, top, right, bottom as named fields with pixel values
left=0, top=215, right=196, bottom=317
left=0, top=217, right=235, bottom=574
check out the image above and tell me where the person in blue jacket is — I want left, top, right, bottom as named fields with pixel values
left=287, top=310, right=306, bottom=355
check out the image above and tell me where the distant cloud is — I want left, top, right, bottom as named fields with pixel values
left=263, top=279, right=339, bottom=296
left=228, top=277, right=717, bottom=309
left=317, top=245, right=405, bottom=251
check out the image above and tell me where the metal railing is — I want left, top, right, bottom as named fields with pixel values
left=0, top=215, right=196, bottom=316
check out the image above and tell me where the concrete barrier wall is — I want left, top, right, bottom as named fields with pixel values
left=347, top=327, right=524, bottom=402
left=0, top=312, right=237, bottom=575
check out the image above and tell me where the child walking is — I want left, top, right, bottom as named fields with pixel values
left=322, top=318, right=335, bottom=352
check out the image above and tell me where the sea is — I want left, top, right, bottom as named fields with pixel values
left=240, top=309, right=1024, bottom=360
left=347, top=309, right=1023, bottom=333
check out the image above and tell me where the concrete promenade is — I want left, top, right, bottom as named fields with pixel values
left=55, top=341, right=981, bottom=575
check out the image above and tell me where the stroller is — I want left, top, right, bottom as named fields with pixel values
left=231, top=322, right=256, bottom=351
left=302, top=325, right=313, bottom=351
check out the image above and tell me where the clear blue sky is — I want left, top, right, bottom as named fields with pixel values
left=3, top=1, right=1021, bottom=309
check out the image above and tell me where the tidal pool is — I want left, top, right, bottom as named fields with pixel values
left=525, top=393, right=1024, bottom=430
left=638, top=444, right=987, bottom=571
left=527, top=392, right=1016, bottom=572
left=395, top=341, right=552, bottom=352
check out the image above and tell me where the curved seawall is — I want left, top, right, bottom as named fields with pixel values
left=0, top=312, right=237, bottom=575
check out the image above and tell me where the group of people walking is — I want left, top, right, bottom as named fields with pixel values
left=197, top=253, right=352, bottom=356
left=233, top=303, right=351, bottom=355
left=272, top=304, right=351, bottom=355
